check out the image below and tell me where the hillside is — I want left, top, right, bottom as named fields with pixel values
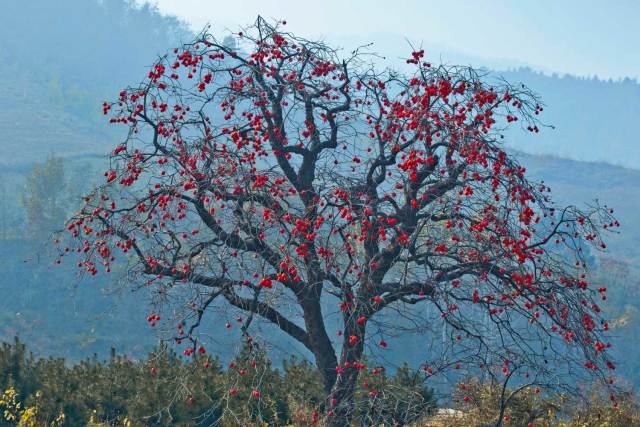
left=0, top=65, right=111, bottom=168
left=0, top=0, right=190, bottom=168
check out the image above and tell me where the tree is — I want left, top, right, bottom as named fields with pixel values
left=22, top=154, right=68, bottom=239
left=61, top=18, right=619, bottom=426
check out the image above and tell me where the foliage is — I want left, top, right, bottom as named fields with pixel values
left=557, top=386, right=640, bottom=427
left=3, top=338, right=640, bottom=426
left=448, top=378, right=561, bottom=426
left=418, top=379, right=640, bottom=427
left=354, top=363, right=435, bottom=425
left=0, top=338, right=435, bottom=426
left=0, top=339, right=433, bottom=426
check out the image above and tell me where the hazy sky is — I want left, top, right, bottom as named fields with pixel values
left=148, top=0, right=639, bottom=80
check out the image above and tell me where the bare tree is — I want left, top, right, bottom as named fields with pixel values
left=61, top=17, right=619, bottom=426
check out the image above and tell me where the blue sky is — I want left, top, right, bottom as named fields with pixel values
left=149, top=0, right=639, bottom=80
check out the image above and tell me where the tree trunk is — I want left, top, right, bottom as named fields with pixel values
left=300, top=295, right=339, bottom=394
left=326, top=367, right=360, bottom=427
left=326, top=316, right=366, bottom=427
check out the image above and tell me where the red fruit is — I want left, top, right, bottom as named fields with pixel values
left=258, top=277, right=273, bottom=288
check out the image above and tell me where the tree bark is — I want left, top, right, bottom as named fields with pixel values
left=300, top=295, right=339, bottom=394
left=326, top=315, right=366, bottom=427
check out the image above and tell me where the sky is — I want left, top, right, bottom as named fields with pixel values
left=148, top=0, right=639, bottom=80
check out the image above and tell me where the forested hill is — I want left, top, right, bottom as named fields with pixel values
left=0, top=0, right=189, bottom=91
left=0, top=0, right=190, bottom=167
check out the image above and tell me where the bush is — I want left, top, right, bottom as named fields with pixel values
left=0, top=337, right=435, bottom=426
